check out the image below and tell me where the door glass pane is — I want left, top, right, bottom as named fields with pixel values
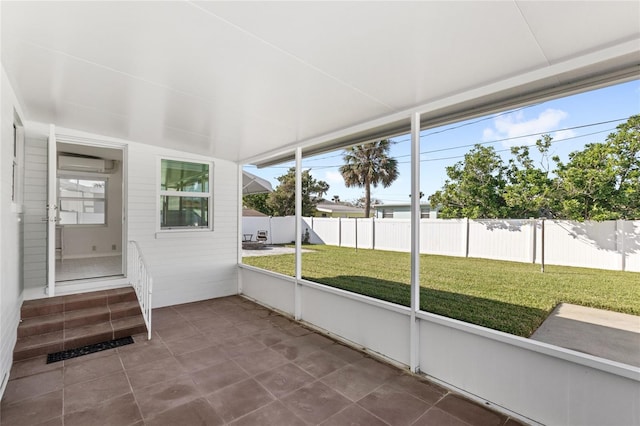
left=58, top=177, right=106, bottom=225
left=161, top=160, right=209, bottom=192
left=59, top=200, right=105, bottom=224
left=160, top=196, right=209, bottom=228
left=59, top=178, right=105, bottom=198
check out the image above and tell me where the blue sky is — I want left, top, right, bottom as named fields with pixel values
left=245, top=79, right=639, bottom=205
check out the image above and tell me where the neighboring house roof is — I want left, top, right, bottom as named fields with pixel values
left=316, top=202, right=365, bottom=214
left=376, top=203, right=432, bottom=209
left=243, top=208, right=267, bottom=217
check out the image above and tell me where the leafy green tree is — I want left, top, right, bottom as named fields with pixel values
left=554, top=115, right=639, bottom=220
left=429, top=145, right=508, bottom=218
left=505, top=135, right=557, bottom=218
left=266, top=168, right=329, bottom=216
left=243, top=193, right=274, bottom=216
left=339, top=140, right=399, bottom=218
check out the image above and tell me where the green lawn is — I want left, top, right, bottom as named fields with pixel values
left=243, top=245, right=640, bottom=337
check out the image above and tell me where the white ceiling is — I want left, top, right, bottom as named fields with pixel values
left=2, top=1, right=639, bottom=164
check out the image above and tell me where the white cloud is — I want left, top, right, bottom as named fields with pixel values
left=483, top=108, right=573, bottom=148
left=324, top=170, right=344, bottom=184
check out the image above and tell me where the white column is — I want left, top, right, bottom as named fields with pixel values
left=295, top=147, right=302, bottom=320
left=237, top=164, right=244, bottom=294
left=410, top=112, right=421, bottom=373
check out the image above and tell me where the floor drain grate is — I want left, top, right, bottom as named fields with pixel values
left=46, top=336, right=134, bottom=364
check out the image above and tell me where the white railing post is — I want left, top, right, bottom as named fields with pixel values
left=128, top=241, right=153, bottom=340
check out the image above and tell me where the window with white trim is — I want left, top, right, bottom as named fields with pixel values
left=58, top=177, right=107, bottom=225
left=159, top=159, right=212, bottom=230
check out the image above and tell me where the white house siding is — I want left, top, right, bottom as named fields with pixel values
left=22, top=136, right=47, bottom=294
left=126, top=141, right=239, bottom=308
left=0, top=67, right=25, bottom=396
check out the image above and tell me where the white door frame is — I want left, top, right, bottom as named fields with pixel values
left=46, top=128, right=128, bottom=293
left=46, top=125, right=57, bottom=296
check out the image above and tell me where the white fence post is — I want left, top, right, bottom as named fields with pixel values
left=461, top=218, right=470, bottom=257
left=370, top=217, right=375, bottom=249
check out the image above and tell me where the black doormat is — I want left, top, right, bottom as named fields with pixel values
left=46, top=336, right=134, bottom=364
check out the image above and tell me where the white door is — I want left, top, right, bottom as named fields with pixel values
left=46, top=124, right=57, bottom=296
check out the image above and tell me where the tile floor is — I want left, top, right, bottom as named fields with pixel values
left=0, top=296, right=525, bottom=426
left=56, top=255, right=123, bottom=282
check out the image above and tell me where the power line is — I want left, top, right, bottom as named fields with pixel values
left=270, top=123, right=618, bottom=169
left=302, top=104, right=541, bottom=164
left=297, top=115, right=628, bottom=166
left=416, top=127, right=614, bottom=164
left=393, top=117, right=627, bottom=159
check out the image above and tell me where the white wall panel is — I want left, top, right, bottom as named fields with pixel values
left=624, top=221, right=640, bottom=272
left=373, top=219, right=411, bottom=252
left=339, top=218, right=356, bottom=248
left=1, top=66, right=25, bottom=397
left=22, top=137, right=47, bottom=292
left=308, top=217, right=339, bottom=245
left=300, top=282, right=411, bottom=365
left=468, top=219, right=531, bottom=263
left=356, top=218, right=373, bottom=249
left=270, top=216, right=296, bottom=244
left=418, top=315, right=640, bottom=426
left=240, top=265, right=295, bottom=315
left=421, top=219, right=465, bottom=256
left=541, top=220, right=620, bottom=270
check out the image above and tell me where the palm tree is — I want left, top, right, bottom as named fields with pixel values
left=339, top=140, right=399, bottom=217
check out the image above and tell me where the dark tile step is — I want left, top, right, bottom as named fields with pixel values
left=64, top=306, right=111, bottom=329
left=110, top=300, right=142, bottom=320
left=17, top=313, right=65, bottom=338
left=14, top=315, right=148, bottom=361
left=21, top=287, right=137, bottom=318
left=13, top=331, right=64, bottom=361
left=18, top=299, right=142, bottom=338
left=113, top=316, right=147, bottom=340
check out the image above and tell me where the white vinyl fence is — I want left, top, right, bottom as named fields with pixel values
left=243, top=216, right=640, bottom=272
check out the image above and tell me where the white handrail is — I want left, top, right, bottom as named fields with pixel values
left=128, top=241, right=153, bottom=340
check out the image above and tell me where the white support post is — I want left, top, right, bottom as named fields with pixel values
left=237, top=164, right=244, bottom=294
left=410, top=112, right=421, bottom=373
left=295, top=148, right=302, bottom=320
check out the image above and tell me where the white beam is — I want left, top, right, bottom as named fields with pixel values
left=295, top=147, right=302, bottom=320
left=410, top=112, right=421, bottom=373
